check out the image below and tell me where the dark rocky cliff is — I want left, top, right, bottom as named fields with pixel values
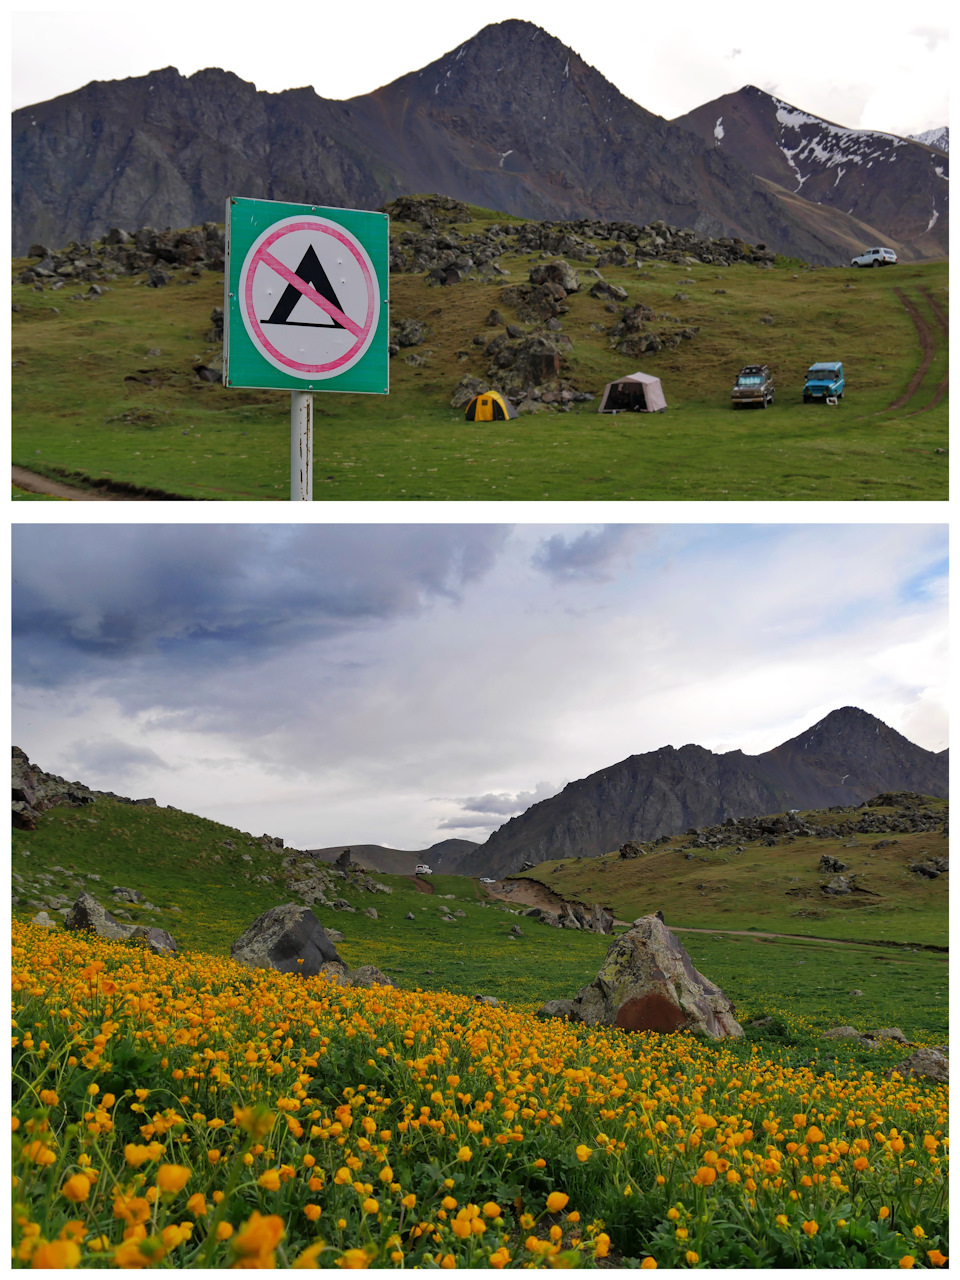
left=13, top=21, right=911, bottom=264
left=458, top=708, right=948, bottom=877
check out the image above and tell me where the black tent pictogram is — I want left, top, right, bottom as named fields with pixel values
left=261, top=244, right=346, bottom=327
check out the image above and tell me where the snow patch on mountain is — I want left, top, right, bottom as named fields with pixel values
left=910, top=126, right=949, bottom=153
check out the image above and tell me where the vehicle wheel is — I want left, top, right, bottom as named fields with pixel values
left=803, top=395, right=811, bottom=403
left=838, top=392, right=843, bottom=400
left=761, top=398, right=767, bottom=408
left=872, top=259, right=882, bottom=267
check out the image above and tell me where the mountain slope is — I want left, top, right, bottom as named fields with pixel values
left=458, top=708, right=948, bottom=877
left=307, top=838, right=478, bottom=876
left=672, top=86, right=948, bottom=258
left=12, top=22, right=927, bottom=265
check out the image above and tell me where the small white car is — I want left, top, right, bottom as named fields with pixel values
left=479, top=877, right=496, bottom=884
left=415, top=864, right=433, bottom=875
left=850, top=247, right=897, bottom=268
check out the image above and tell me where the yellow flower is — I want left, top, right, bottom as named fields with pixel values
left=802, top=1221, right=818, bottom=1238
left=686, top=1251, right=699, bottom=1265
left=187, top=1193, right=207, bottom=1217
left=912, top=1227, right=926, bottom=1240
left=293, top=1242, right=328, bottom=1268
left=257, top=1169, right=281, bottom=1192
left=231, top=1211, right=285, bottom=1268
left=216, top=1222, right=235, bottom=1241
left=39, top=1090, right=59, bottom=1107
left=379, top=1165, right=393, bottom=1184
left=775, top=1215, right=789, bottom=1228
left=157, top=1164, right=190, bottom=1194
left=457, top=1146, right=472, bottom=1162
left=489, top=1248, right=511, bottom=1268
left=336, top=1247, right=376, bottom=1268
left=31, top=1240, right=81, bottom=1268
left=640, top=1259, right=658, bottom=1270
left=402, top=1195, right=417, bottom=1210
left=483, top=1202, right=500, bottom=1218
left=575, top=1144, right=591, bottom=1163
left=899, top=1257, right=916, bottom=1269
left=926, top=1250, right=948, bottom=1267
left=232, top=1104, right=275, bottom=1139
left=546, top=1193, right=569, bottom=1214
left=61, top=1174, right=91, bottom=1203
left=362, top=1198, right=379, bottom=1215
left=879, top=1207, right=890, bottom=1220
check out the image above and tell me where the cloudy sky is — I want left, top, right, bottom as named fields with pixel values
left=11, top=523, right=947, bottom=852
left=11, top=2, right=949, bottom=135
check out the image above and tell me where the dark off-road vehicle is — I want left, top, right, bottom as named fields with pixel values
left=731, top=364, right=774, bottom=408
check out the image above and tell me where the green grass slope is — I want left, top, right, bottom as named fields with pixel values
left=12, top=794, right=947, bottom=1045
left=516, top=797, right=949, bottom=947
left=12, top=208, right=947, bottom=501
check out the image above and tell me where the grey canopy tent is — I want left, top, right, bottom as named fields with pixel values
left=597, top=371, right=667, bottom=413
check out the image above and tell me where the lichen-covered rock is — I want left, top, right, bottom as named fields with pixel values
left=567, top=915, right=743, bottom=1037
left=231, top=903, right=342, bottom=978
left=886, top=1047, right=948, bottom=1085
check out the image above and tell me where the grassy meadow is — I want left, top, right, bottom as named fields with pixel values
left=11, top=796, right=949, bottom=1267
left=11, top=208, right=948, bottom=501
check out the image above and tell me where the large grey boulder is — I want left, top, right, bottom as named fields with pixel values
left=559, top=914, right=743, bottom=1037
left=64, top=891, right=134, bottom=942
left=231, top=903, right=343, bottom=977
left=528, top=259, right=580, bottom=293
left=535, top=998, right=576, bottom=1021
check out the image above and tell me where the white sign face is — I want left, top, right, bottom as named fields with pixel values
left=238, top=214, right=381, bottom=379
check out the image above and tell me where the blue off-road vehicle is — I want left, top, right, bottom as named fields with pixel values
left=803, top=361, right=844, bottom=402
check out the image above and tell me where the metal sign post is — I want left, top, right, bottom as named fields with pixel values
left=291, top=391, right=313, bottom=501
left=223, top=196, right=389, bottom=502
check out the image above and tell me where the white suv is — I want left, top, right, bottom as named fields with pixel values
left=850, top=247, right=898, bottom=268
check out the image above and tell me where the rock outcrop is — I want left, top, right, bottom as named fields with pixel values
left=538, top=914, right=743, bottom=1037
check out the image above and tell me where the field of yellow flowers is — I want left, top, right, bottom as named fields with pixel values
left=12, top=921, right=948, bottom=1269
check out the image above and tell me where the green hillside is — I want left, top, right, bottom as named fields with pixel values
left=516, top=798, right=949, bottom=947
left=12, top=205, right=947, bottom=501
left=12, top=794, right=948, bottom=1045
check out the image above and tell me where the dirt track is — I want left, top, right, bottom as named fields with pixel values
left=12, top=466, right=133, bottom=500
left=407, top=875, right=434, bottom=895
left=487, top=878, right=946, bottom=956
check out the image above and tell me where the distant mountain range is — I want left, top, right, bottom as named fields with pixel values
left=307, top=838, right=478, bottom=877
left=455, top=708, right=949, bottom=878
left=12, top=20, right=947, bottom=263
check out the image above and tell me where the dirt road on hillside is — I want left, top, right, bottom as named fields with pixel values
left=407, top=875, right=434, bottom=895
left=12, top=467, right=134, bottom=500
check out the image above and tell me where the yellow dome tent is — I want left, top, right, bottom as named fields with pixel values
left=464, top=390, right=519, bottom=421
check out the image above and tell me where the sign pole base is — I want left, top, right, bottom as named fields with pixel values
left=291, top=391, right=313, bottom=501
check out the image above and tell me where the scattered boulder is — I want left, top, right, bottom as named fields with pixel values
left=474, top=994, right=499, bottom=1007
left=619, top=841, right=645, bottom=859
left=324, top=929, right=345, bottom=943
left=64, top=891, right=134, bottom=943
left=510, top=924, right=524, bottom=937
left=909, top=857, right=948, bottom=878
left=822, top=1025, right=874, bottom=1046
left=821, top=874, right=852, bottom=895
left=348, top=965, right=394, bottom=988
left=31, top=911, right=56, bottom=929
left=535, top=998, right=577, bottom=1021
left=886, top=1047, right=948, bottom=1084
left=548, top=915, right=743, bottom=1037
left=128, top=925, right=177, bottom=956
left=364, top=907, right=379, bottom=920
left=405, top=912, right=415, bottom=920
left=529, top=259, right=580, bottom=293
left=231, top=903, right=343, bottom=978
left=111, top=886, right=144, bottom=903
left=870, top=1027, right=909, bottom=1044
left=818, top=855, right=848, bottom=873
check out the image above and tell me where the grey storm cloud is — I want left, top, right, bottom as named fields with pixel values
left=65, top=738, right=173, bottom=785
left=435, top=781, right=561, bottom=829
left=12, top=524, right=510, bottom=687
left=531, top=526, right=645, bottom=581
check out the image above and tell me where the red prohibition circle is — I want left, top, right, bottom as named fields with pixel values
left=242, top=219, right=376, bottom=374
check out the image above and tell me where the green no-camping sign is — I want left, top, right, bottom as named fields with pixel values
left=223, top=196, right=389, bottom=394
